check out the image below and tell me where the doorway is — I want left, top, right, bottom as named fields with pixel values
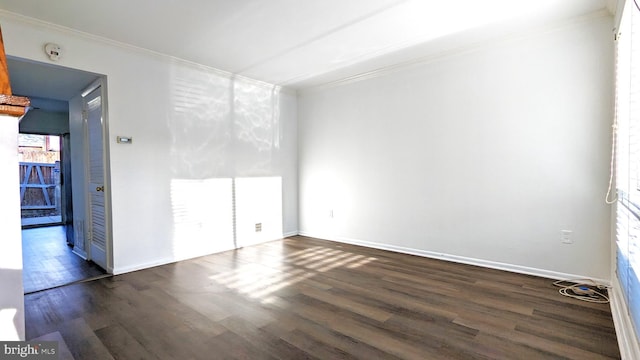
left=8, top=56, right=112, bottom=293
left=18, top=133, right=63, bottom=228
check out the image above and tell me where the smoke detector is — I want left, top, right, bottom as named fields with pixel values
left=44, top=43, right=62, bottom=61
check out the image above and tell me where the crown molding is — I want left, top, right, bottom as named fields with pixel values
left=0, top=9, right=295, bottom=95
left=299, top=8, right=612, bottom=94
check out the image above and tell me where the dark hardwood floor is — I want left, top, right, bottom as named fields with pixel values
left=25, top=236, right=620, bottom=359
left=22, top=225, right=106, bottom=294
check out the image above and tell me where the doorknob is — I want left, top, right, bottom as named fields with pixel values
left=96, top=186, right=104, bottom=192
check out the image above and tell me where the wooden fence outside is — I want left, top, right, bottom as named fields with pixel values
left=19, top=162, right=60, bottom=210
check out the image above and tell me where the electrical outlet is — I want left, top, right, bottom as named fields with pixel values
left=329, top=210, right=334, bottom=218
left=561, top=230, right=573, bottom=244
left=255, top=223, right=262, bottom=232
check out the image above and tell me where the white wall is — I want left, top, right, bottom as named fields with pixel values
left=298, top=14, right=614, bottom=280
left=0, top=114, right=25, bottom=340
left=0, top=12, right=298, bottom=274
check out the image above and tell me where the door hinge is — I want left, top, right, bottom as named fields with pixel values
left=82, top=109, right=88, bottom=120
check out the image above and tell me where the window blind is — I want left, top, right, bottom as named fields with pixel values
left=616, top=0, right=640, bottom=342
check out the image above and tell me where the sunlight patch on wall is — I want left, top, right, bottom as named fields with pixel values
left=235, top=176, right=283, bottom=248
left=233, top=79, right=281, bottom=175
left=168, top=65, right=283, bottom=180
left=170, top=178, right=234, bottom=260
left=166, top=62, right=286, bottom=262
left=168, top=64, right=233, bottom=179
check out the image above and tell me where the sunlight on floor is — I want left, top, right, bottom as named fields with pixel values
left=209, top=245, right=377, bottom=303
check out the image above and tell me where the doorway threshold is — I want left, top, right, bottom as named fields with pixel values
left=25, top=273, right=112, bottom=295
left=22, top=216, right=62, bottom=227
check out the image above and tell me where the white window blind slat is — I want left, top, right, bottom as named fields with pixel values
left=616, top=0, right=640, bottom=343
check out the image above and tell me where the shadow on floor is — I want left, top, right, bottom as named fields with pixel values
left=22, top=225, right=106, bottom=294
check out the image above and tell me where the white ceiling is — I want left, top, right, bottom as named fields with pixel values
left=0, top=0, right=612, bottom=89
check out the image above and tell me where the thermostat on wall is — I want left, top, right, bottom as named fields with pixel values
left=117, top=136, right=132, bottom=144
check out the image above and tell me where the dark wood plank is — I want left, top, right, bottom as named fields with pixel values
left=95, top=324, right=154, bottom=360
left=25, top=236, right=620, bottom=359
left=22, top=226, right=106, bottom=294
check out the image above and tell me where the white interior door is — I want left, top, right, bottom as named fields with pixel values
left=84, top=85, right=108, bottom=270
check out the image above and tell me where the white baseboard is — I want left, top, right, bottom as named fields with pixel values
left=298, top=232, right=610, bottom=284
left=72, top=247, right=87, bottom=260
left=112, top=257, right=175, bottom=275
left=112, top=246, right=239, bottom=274
left=283, top=231, right=299, bottom=238
left=610, top=275, right=640, bottom=360
left=113, top=234, right=293, bottom=275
